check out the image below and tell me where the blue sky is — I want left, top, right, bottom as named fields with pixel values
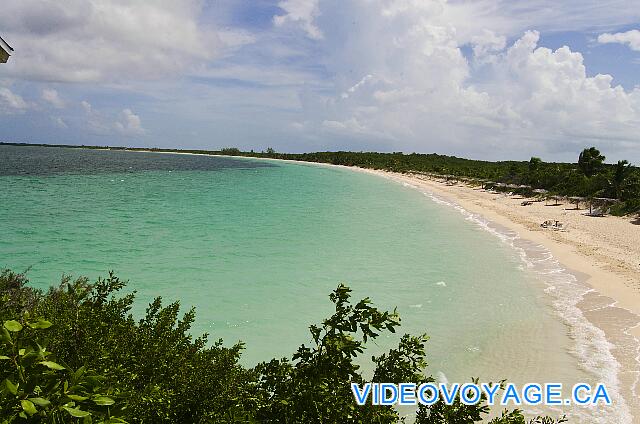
left=1, top=0, right=639, bottom=162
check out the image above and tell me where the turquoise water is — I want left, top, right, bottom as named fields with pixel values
left=0, top=146, right=619, bottom=420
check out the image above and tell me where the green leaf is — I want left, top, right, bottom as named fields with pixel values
left=67, top=394, right=88, bottom=401
left=63, top=406, right=91, bottom=418
left=27, top=319, right=53, bottom=329
left=0, top=355, right=10, bottom=360
left=0, top=326, right=11, bottom=342
left=39, top=361, right=65, bottom=370
left=21, top=399, right=37, bottom=416
left=29, top=397, right=51, bottom=407
left=93, top=396, right=115, bottom=406
left=73, top=366, right=87, bottom=382
left=4, top=378, right=18, bottom=395
left=3, top=320, right=22, bottom=332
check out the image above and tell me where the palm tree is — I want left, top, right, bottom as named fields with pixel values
left=528, top=157, right=542, bottom=186
left=578, top=147, right=605, bottom=178
left=611, top=160, right=632, bottom=199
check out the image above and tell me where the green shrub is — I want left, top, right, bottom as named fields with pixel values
left=0, top=316, right=126, bottom=423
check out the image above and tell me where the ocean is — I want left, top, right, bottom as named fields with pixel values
left=0, top=144, right=630, bottom=421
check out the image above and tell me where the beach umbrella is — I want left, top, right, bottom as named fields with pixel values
left=544, top=194, right=563, bottom=206
left=0, top=36, right=13, bottom=63
left=532, top=189, right=548, bottom=201
left=587, top=198, right=618, bottom=216
left=568, top=196, right=584, bottom=210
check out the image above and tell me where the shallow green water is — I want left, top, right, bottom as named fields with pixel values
left=1, top=146, right=608, bottom=419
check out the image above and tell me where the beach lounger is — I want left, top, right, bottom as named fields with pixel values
left=540, top=220, right=566, bottom=230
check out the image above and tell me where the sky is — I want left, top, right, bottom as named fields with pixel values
left=0, top=0, right=639, bottom=163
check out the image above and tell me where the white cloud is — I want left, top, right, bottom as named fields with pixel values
left=0, top=0, right=232, bottom=82
left=0, top=87, right=28, bottom=114
left=52, top=116, right=68, bottom=129
left=322, top=118, right=368, bottom=134
left=471, top=29, right=506, bottom=61
left=341, top=75, right=374, bottom=99
left=289, top=1, right=640, bottom=159
left=115, top=108, right=145, bottom=136
left=81, top=100, right=111, bottom=134
left=598, top=30, right=640, bottom=51
left=440, top=0, right=640, bottom=43
left=217, top=29, right=257, bottom=48
left=191, top=64, right=323, bottom=88
left=484, top=31, right=640, bottom=145
left=41, top=88, right=65, bottom=108
left=80, top=100, right=92, bottom=113
left=381, top=0, right=445, bottom=18
left=80, top=101, right=144, bottom=136
left=271, top=0, right=640, bottom=46
left=273, top=0, right=323, bottom=39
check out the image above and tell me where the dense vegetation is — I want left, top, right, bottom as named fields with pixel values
left=3, top=142, right=638, bottom=215
left=0, top=269, right=568, bottom=423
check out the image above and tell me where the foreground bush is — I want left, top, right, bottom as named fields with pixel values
left=0, top=269, right=566, bottom=423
